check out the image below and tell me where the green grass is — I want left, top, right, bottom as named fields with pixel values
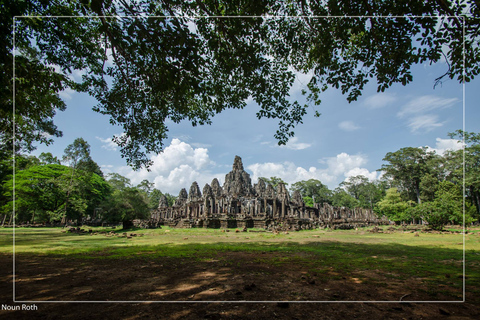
left=1, top=225, right=479, bottom=292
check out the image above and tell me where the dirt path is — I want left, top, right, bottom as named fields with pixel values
left=1, top=253, right=478, bottom=319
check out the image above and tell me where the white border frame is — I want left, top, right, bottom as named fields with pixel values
left=11, top=14, right=467, bottom=304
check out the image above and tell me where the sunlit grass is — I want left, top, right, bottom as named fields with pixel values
left=1, top=225, right=479, bottom=295
left=0, top=225, right=478, bottom=255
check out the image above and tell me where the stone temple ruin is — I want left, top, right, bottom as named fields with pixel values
left=151, top=156, right=388, bottom=230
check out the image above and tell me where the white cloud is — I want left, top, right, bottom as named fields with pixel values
left=69, top=69, right=86, bottom=82
left=290, top=70, right=314, bottom=95
left=338, top=121, right=360, bottom=132
left=105, top=48, right=114, bottom=67
left=40, top=132, right=52, bottom=139
left=96, top=136, right=119, bottom=151
left=398, top=95, right=458, bottom=117
left=117, top=139, right=223, bottom=195
left=247, top=152, right=377, bottom=189
left=58, top=87, right=75, bottom=100
left=248, top=161, right=336, bottom=186
left=279, top=137, right=312, bottom=150
left=344, top=167, right=378, bottom=181
left=324, top=153, right=368, bottom=176
left=100, top=164, right=114, bottom=174
left=48, top=63, right=86, bottom=85
left=397, top=95, right=458, bottom=133
left=172, top=134, right=192, bottom=142
left=190, top=142, right=212, bottom=148
left=407, top=114, right=444, bottom=133
left=363, top=93, right=397, bottom=109
left=186, top=19, right=198, bottom=34
left=107, top=142, right=379, bottom=195
left=425, top=138, right=464, bottom=155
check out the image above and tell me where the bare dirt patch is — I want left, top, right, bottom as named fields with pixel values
left=1, top=252, right=479, bottom=319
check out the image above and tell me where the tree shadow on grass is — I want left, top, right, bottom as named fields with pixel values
left=9, top=240, right=479, bottom=302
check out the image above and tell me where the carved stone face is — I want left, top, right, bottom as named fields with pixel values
left=203, top=183, right=213, bottom=198
left=178, top=188, right=188, bottom=199
left=222, top=156, right=254, bottom=198
left=158, top=195, right=168, bottom=208
left=265, top=184, right=275, bottom=198
left=188, top=181, right=202, bottom=202
left=210, top=178, right=222, bottom=197
left=232, top=155, right=243, bottom=171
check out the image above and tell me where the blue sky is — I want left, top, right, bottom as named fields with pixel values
left=32, top=55, right=478, bottom=196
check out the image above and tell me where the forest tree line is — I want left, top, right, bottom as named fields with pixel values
left=264, top=130, right=479, bottom=230
left=0, top=138, right=175, bottom=228
left=1, top=130, right=478, bottom=230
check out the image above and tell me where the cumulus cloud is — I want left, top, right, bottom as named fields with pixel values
left=425, top=138, right=464, bottom=155
left=117, top=139, right=223, bottom=195
left=100, top=164, right=114, bottom=174
left=363, top=92, right=397, bottom=109
left=279, top=137, right=312, bottom=150
left=109, top=140, right=378, bottom=196
left=96, top=136, right=119, bottom=151
left=344, top=167, right=378, bottom=181
left=397, top=95, right=458, bottom=133
left=248, top=161, right=336, bottom=186
left=58, top=87, right=75, bottom=100
left=247, top=152, right=377, bottom=189
left=338, top=120, right=360, bottom=132
left=324, top=153, right=368, bottom=176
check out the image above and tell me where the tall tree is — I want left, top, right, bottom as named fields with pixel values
left=137, top=179, right=155, bottom=195
left=340, top=175, right=369, bottom=200
left=106, top=173, right=132, bottom=191
left=61, top=138, right=99, bottom=224
left=102, top=187, right=150, bottom=229
left=148, top=188, right=163, bottom=210
left=376, top=188, right=411, bottom=222
left=291, top=179, right=332, bottom=204
left=445, top=130, right=480, bottom=218
left=331, top=187, right=360, bottom=209
left=380, top=147, right=438, bottom=204
left=340, top=175, right=386, bottom=209
left=259, top=176, right=288, bottom=189
left=3, top=1, right=478, bottom=168
left=409, top=181, right=475, bottom=230
left=39, top=152, right=61, bottom=165
left=2, top=163, right=110, bottom=224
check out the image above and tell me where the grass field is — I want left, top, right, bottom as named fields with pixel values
left=1, top=226, right=480, bottom=319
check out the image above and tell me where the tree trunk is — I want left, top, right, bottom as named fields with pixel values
left=415, top=184, right=421, bottom=204
left=122, top=220, right=133, bottom=229
left=472, top=187, right=480, bottom=217
left=1, top=214, right=6, bottom=226
left=31, top=209, right=36, bottom=225
left=62, top=166, right=77, bottom=226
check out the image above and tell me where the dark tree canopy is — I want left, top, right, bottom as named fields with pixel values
left=3, top=0, right=479, bottom=168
